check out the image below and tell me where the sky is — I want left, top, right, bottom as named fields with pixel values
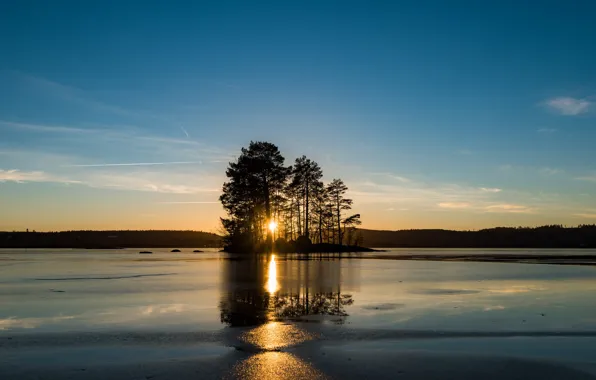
left=1, top=0, right=596, bottom=232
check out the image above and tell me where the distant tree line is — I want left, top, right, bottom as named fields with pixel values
left=0, top=230, right=221, bottom=249
left=4, top=225, right=596, bottom=249
left=220, top=141, right=362, bottom=253
left=359, top=225, right=596, bottom=248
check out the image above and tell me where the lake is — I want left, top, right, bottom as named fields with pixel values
left=2, top=248, right=596, bottom=379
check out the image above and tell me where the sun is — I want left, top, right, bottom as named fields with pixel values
left=268, top=220, right=278, bottom=233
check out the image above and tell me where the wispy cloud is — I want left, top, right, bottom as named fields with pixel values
left=0, top=120, right=96, bottom=134
left=537, top=128, right=557, bottom=134
left=1, top=120, right=235, bottom=163
left=88, top=172, right=221, bottom=194
left=484, top=204, right=534, bottom=213
left=539, top=168, right=562, bottom=176
left=438, top=201, right=535, bottom=214
left=351, top=179, right=510, bottom=212
left=62, top=161, right=202, bottom=168
left=0, top=169, right=48, bottom=183
left=1, top=167, right=221, bottom=194
left=545, top=97, right=592, bottom=116
left=0, top=169, right=79, bottom=184
left=180, top=126, right=190, bottom=138
left=371, top=172, right=411, bottom=182
left=575, top=174, right=596, bottom=182
left=575, top=213, right=596, bottom=219
left=438, top=202, right=471, bottom=209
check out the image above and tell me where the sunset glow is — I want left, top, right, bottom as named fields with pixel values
left=268, top=221, right=278, bottom=233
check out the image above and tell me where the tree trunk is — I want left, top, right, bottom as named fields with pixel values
left=336, top=200, right=342, bottom=245
left=297, top=200, right=302, bottom=237
left=305, top=184, right=309, bottom=239
left=318, top=208, right=323, bottom=244
left=264, top=176, right=272, bottom=243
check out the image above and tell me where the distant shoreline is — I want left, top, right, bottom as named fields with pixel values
left=359, top=253, right=596, bottom=266
left=2, top=225, right=596, bottom=249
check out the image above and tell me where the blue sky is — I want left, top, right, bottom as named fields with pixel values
left=1, top=0, right=596, bottom=231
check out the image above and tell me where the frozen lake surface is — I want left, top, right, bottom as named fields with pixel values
left=2, top=249, right=596, bottom=379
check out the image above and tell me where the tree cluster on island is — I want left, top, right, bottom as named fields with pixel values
left=220, top=141, right=366, bottom=253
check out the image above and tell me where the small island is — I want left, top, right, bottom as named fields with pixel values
left=220, top=141, right=369, bottom=253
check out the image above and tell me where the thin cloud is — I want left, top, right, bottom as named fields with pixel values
left=576, top=175, right=596, bottom=182
left=2, top=120, right=235, bottom=163
left=438, top=202, right=471, bottom=209
left=0, top=120, right=96, bottom=134
left=0, top=169, right=80, bottom=184
left=0, top=169, right=47, bottom=183
left=537, top=128, right=557, bottom=133
left=484, top=204, right=534, bottom=213
left=0, top=168, right=221, bottom=194
left=575, top=213, right=596, bottom=219
left=545, top=97, right=592, bottom=116
left=371, top=172, right=411, bottom=182
left=62, top=161, right=202, bottom=168
left=180, top=126, right=190, bottom=138
left=540, top=168, right=562, bottom=176
left=479, top=187, right=502, bottom=193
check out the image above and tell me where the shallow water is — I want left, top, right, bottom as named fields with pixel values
left=2, top=248, right=596, bottom=334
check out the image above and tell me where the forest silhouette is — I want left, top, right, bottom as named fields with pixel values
left=220, top=141, right=363, bottom=253
left=3, top=225, right=596, bottom=249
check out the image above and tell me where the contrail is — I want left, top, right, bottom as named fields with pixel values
left=180, top=126, right=189, bottom=138
left=63, top=161, right=201, bottom=167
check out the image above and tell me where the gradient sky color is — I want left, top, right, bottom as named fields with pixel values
left=1, top=1, right=596, bottom=232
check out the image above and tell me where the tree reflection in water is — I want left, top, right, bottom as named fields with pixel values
left=220, top=254, right=359, bottom=327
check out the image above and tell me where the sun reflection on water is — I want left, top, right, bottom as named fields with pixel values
left=229, top=351, right=326, bottom=380
left=267, top=254, right=278, bottom=294
left=240, top=321, right=315, bottom=350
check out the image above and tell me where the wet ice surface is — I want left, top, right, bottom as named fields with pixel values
left=2, top=248, right=596, bottom=379
left=3, top=248, right=596, bottom=334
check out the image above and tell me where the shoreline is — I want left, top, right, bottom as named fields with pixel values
left=359, top=253, right=596, bottom=266
left=4, top=249, right=596, bottom=266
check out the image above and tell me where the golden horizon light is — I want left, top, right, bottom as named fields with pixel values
left=268, top=220, right=278, bottom=233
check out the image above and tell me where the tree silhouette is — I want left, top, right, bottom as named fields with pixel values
left=343, top=213, right=362, bottom=246
left=327, top=179, right=353, bottom=244
left=220, top=141, right=360, bottom=252
left=290, top=156, right=323, bottom=242
left=220, top=141, right=290, bottom=252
